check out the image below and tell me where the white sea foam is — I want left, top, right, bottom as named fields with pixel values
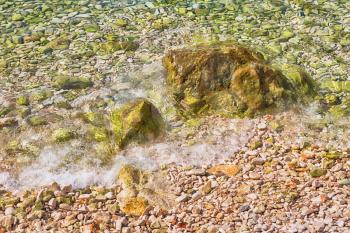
left=0, top=119, right=252, bottom=190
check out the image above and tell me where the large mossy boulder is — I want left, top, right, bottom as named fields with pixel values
left=111, top=99, right=165, bottom=148
left=163, top=43, right=316, bottom=117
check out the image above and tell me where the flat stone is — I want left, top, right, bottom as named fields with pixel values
left=176, top=194, right=189, bottom=203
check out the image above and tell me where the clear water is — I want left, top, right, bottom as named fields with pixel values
left=0, top=0, right=349, bottom=189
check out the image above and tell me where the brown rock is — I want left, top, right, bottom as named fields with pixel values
left=163, top=43, right=316, bottom=117
left=207, top=164, right=240, bottom=177
left=120, top=197, right=148, bottom=217
left=231, top=63, right=295, bottom=110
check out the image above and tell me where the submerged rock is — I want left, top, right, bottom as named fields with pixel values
left=230, top=63, right=295, bottom=111
left=111, top=99, right=165, bottom=148
left=51, top=128, right=76, bottom=142
left=91, top=36, right=139, bottom=55
left=16, top=95, right=29, bottom=106
left=163, top=43, right=316, bottom=117
left=53, top=75, right=93, bottom=90
left=43, top=35, right=71, bottom=51
left=327, top=96, right=350, bottom=118
left=27, top=115, right=47, bottom=126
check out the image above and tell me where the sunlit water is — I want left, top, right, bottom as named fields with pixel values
left=1, top=0, right=350, bottom=190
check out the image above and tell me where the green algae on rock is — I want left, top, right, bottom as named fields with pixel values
left=11, top=14, right=24, bottom=21
left=53, top=75, right=93, bottom=90
left=43, top=35, right=71, bottom=51
left=52, top=128, right=76, bottom=143
left=326, top=96, right=350, bottom=118
left=321, top=151, right=341, bottom=160
left=0, top=106, right=11, bottom=118
left=0, top=59, right=7, bottom=69
left=118, top=164, right=143, bottom=189
left=111, top=99, right=165, bottom=148
left=278, top=64, right=317, bottom=97
left=321, top=80, right=350, bottom=93
left=163, top=43, right=316, bottom=117
left=87, top=126, right=109, bottom=142
left=27, top=115, right=47, bottom=126
left=91, top=36, right=139, bottom=55
left=231, top=63, right=296, bottom=111
left=309, top=167, right=327, bottom=178
left=16, top=95, right=29, bottom=106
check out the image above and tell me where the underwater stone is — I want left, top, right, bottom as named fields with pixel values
left=53, top=75, right=93, bottom=90
left=111, top=99, right=165, bottom=148
left=16, top=95, right=29, bottom=106
left=163, top=43, right=316, bottom=117
left=12, top=14, right=24, bottom=21
left=52, top=128, right=76, bottom=142
left=27, top=115, right=47, bottom=126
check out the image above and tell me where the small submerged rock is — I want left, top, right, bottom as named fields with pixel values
left=53, top=75, right=93, bottom=90
left=51, top=128, right=76, bottom=143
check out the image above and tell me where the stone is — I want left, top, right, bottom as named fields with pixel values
left=231, top=63, right=296, bottom=111
left=0, top=215, right=15, bottom=229
left=91, top=37, right=139, bottom=55
left=339, top=179, right=350, bottom=185
left=27, top=115, right=47, bottom=126
left=322, top=151, right=341, bottom=159
left=120, top=197, right=148, bottom=217
left=84, top=23, right=99, bottom=33
left=163, top=43, right=315, bottom=117
left=116, top=18, right=128, bottom=27
left=16, top=95, right=29, bottom=106
left=309, top=168, right=327, bottom=178
left=12, top=14, right=24, bottom=21
left=117, top=164, right=142, bottom=189
left=176, top=194, right=189, bottom=203
left=53, top=75, right=93, bottom=90
left=321, top=80, right=350, bottom=92
left=48, top=198, right=57, bottom=209
left=44, top=35, right=71, bottom=51
left=87, top=126, right=108, bottom=142
left=5, top=207, right=15, bottom=216
left=0, top=117, right=17, bottom=129
left=207, top=164, right=240, bottom=177
left=278, top=64, right=317, bottom=97
left=0, top=106, right=11, bottom=117
left=51, top=128, right=75, bottom=142
left=239, top=204, right=250, bottom=212
left=81, top=224, right=98, bottom=233
left=111, top=99, right=165, bottom=148
left=0, top=59, right=7, bottom=69
left=59, top=203, right=71, bottom=210
left=199, top=181, right=212, bottom=195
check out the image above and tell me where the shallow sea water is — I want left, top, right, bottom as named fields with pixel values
left=0, top=0, right=350, bottom=189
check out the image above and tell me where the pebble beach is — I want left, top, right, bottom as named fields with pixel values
left=1, top=0, right=350, bottom=232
